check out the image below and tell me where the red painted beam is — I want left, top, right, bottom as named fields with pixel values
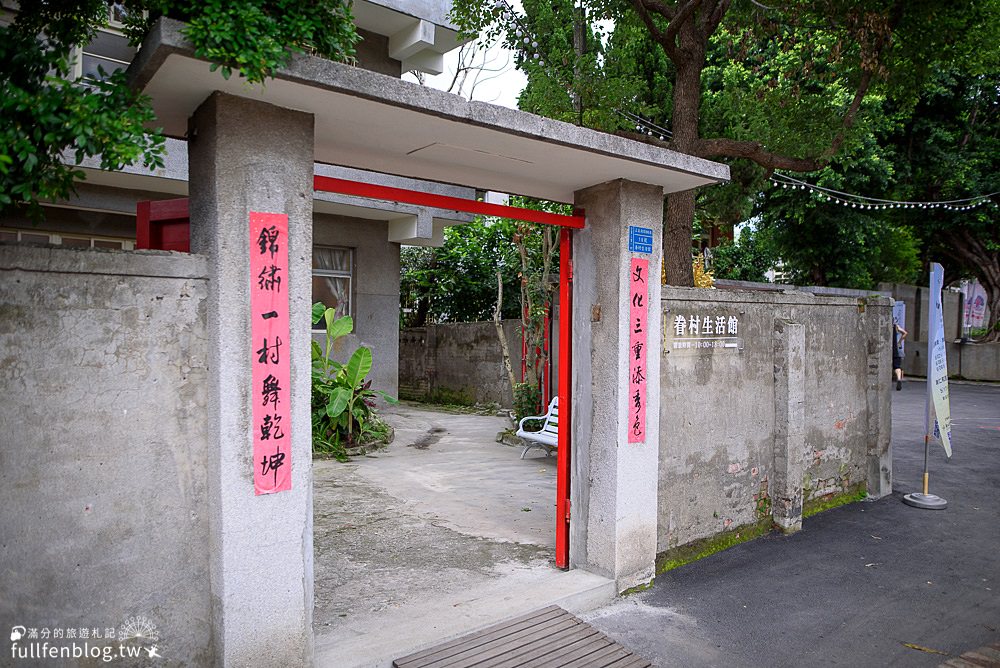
left=313, top=175, right=585, bottom=229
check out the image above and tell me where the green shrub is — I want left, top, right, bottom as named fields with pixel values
left=512, top=382, right=542, bottom=422
left=311, top=302, right=396, bottom=460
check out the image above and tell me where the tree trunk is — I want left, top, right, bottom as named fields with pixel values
left=494, top=270, right=518, bottom=392
left=983, top=287, right=1000, bottom=343
left=660, top=19, right=705, bottom=287
left=971, top=267, right=1000, bottom=343
left=663, top=192, right=695, bottom=285
left=412, top=297, right=429, bottom=327
left=938, top=228, right=1000, bottom=343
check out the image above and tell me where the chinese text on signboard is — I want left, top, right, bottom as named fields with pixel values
left=250, top=212, right=291, bottom=495
left=665, top=312, right=741, bottom=352
left=628, top=226, right=653, bottom=255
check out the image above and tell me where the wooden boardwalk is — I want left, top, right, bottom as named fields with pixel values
left=938, top=641, right=1000, bottom=668
left=393, top=605, right=652, bottom=668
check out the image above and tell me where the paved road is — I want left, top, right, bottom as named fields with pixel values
left=584, top=381, right=1000, bottom=667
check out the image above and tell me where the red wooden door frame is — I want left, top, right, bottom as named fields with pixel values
left=135, top=198, right=191, bottom=252
left=138, top=179, right=579, bottom=569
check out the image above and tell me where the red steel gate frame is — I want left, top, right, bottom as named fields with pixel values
left=313, top=176, right=581, bottom=570
left=138, top=176, right=583, bottom=570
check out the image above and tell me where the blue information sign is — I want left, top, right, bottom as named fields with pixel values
left=628, top=226, right=653, bottom=254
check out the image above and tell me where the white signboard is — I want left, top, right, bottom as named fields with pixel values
left=927, top=263, right=952, bottom=458
left=663, top=310, right=743, bottom=353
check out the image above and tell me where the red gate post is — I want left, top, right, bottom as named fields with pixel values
left=555, top=227, right=573, bottom=569
left=312, top=173, right=584, bottom=571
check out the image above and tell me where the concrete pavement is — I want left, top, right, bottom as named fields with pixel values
left=582, top=380, right=1000, bottom=667
left=312, top=403, right=615, bottom=667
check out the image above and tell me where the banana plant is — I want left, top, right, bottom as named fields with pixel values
left=311, top=302, right=396, bottom=458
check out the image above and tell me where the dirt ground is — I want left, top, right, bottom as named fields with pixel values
left=312, top=403, right=558, bottom=634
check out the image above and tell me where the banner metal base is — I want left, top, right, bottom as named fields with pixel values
left=902, top=492, right=948, bottom=510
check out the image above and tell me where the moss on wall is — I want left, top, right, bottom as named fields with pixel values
left=803, top=482, right=867, bottom=518
left=655, top=518, right=775, bottom=574
left=425, top=388, right=477, bottom=406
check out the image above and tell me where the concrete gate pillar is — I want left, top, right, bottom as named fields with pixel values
left=570, top=179, right=664, bottom=591
left=188, top=92, right=315, bottom=665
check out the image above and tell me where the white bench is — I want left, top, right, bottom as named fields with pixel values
left=515, top=397, right=559, bottom=459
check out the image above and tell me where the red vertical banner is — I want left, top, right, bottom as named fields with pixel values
left=628, top=258, right=649, bottom=443
left=250, top=212, right=292, bottom=495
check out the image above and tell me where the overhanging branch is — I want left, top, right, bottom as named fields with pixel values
left=692, top=137, right=828, bottom=170
left=632, top=0, right=673, bottom=59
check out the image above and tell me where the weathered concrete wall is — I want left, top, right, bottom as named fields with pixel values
left=314, top=213, right=401, bottom=398
left=658, top=288, right=892, bottom=555
left=881, top=282, right=999, bottom=381
left=958, top=343, right=1000, bottom=381
left=905, top=340, right=1000, bottom=381
left=399, top=320, right=522, bottom=405
left=0, top=245, right=212, bottom=664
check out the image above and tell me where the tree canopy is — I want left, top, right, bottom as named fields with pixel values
left=451, top=0, right=995, bottom=285
left=1, top=0, right=357, bottom=219
left=885, top=65, right=999, bottom=339
left=753, top=50, right=999, bottom=337
left=400, top=219, right=523, bottom=326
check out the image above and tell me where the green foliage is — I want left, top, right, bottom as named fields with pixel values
left=121, top=0, right=358, bottom=84
left=880, top=64, right=999, bottom=339
left=710, top=226, right=777, bottom=283
left=0, top=21, right=164, bottom=219
left=504, top=197, right=564, bottom=395
left=400, top=203, right=564, bottom=404
left=400, top=219, right=522, bottom=326
left=400, top=204, right=565, bottom=328
left=701, top=25, right=872, bottom=158
left=451, top=0, right=645, bottom=132
left=655, top=518, right=774, bottom=574
left=1, top=1, right=357, bottom=219
left=755, top=108, right=927, bottom=290
left=758, top=54, right=996, bottom=301
left=763, top=205, right=922, bottom=290
left=512, top=382, right=542, bottom=422
left=513, top=0, right=643, bottom=131
left=452, top=0, right=995, bottom=285
left=311, top=303, right=396, bottom=460
left=803, top=483, right=867, bottom=519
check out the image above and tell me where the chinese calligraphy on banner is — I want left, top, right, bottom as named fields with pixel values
left=628, top=258, right=649, bottom=443
left=250, top=212, right=292, bottom=495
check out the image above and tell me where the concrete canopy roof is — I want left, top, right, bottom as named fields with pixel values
left=129, top=19, right=729, bottom=204
left=353, top=0, right=464, bottom=74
